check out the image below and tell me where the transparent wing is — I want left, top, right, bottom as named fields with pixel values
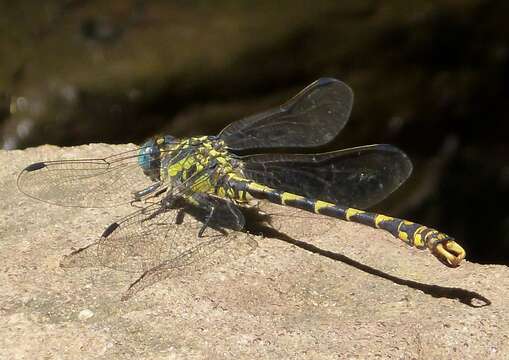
left=100, top=202, right=190, bottom=273
left=92, top=189, right=249, bottom=271
left=240, top=144, right=413, bottom=209
left=219, top=78, right=353, bottom=151
left=122, top=229, right=256, bottom=300
left=17, top=145, right=165, bottom=208
left=60, top=167, right=257, bottom=299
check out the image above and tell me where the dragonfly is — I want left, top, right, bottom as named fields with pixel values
left=18, top=78, right=466, bottom=299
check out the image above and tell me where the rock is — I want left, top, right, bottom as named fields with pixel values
left=1, top=144, right=508, bottom=359
left=78, top=309, right=94, bottom=321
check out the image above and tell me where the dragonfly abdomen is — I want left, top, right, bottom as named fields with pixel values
left=230, top=176, right=463, bottom=265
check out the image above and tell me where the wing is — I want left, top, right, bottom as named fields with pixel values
left=17, top=145, right=164, bottom=208
left=219, top=78, right=353, bottom=151
left=62, top=194, right=256, bottom=299
left=97, top=194, right=251, bottom=267
left=60, top=160, right=254, bottom=277
left=240, top=144, right=413, bottom=209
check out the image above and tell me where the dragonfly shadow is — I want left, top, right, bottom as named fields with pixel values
left=243, top=212, right=491, bottom=308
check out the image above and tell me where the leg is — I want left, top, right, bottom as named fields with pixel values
left=198, top=205, right=216, bottom=237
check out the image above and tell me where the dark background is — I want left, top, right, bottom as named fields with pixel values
left=1, top=1, right=508, bottom=265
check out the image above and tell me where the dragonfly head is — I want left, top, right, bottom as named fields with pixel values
left=138, top=136, right=178, bottom=181
left=138, top=139, right=162, bottom=181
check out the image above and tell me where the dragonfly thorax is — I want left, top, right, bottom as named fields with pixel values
left=161, top=136, right=241, bottom=194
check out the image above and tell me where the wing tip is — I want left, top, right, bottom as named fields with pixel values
left=17, top=163, right=46, bottom=194
left=101, top=222, right=120, bottom=238
left=315, top=76, right=353, bottom=92
left=24, top=162, right=46, bottom=172
left=316, top=77, right=337, bottom=85
left=376, top=143, right=414, bottom=178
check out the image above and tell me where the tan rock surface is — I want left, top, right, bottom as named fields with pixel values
left=1, top=144, right=507, bottom=359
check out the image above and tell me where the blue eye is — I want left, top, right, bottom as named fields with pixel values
left=138, top=139, right=160, bottom=180
left=137, top=140, right=154, bottom=170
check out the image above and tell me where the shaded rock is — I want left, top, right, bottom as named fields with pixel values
left=1, top=1, right=507, bottom=149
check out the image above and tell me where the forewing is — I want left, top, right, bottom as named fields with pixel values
left=241, top=144, right=413, bottom=209
left=219, top=78, right=353, bottom=151
left=17, top=145, right=162, bottom=207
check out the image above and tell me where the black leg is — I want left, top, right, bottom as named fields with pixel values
left=198, top=205, right=216, bottom=237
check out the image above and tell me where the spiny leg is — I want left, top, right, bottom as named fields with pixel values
left=132, top=181, right=163, bottom=200
left=182, top=193, right=245, bottom=238
left=198, top=205, right=216, bottom=237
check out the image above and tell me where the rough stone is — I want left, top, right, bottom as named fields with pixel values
left=1, top=144, right=507, bottom=359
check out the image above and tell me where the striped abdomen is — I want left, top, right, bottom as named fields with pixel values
left=228, top=176, right=464, bottom=266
